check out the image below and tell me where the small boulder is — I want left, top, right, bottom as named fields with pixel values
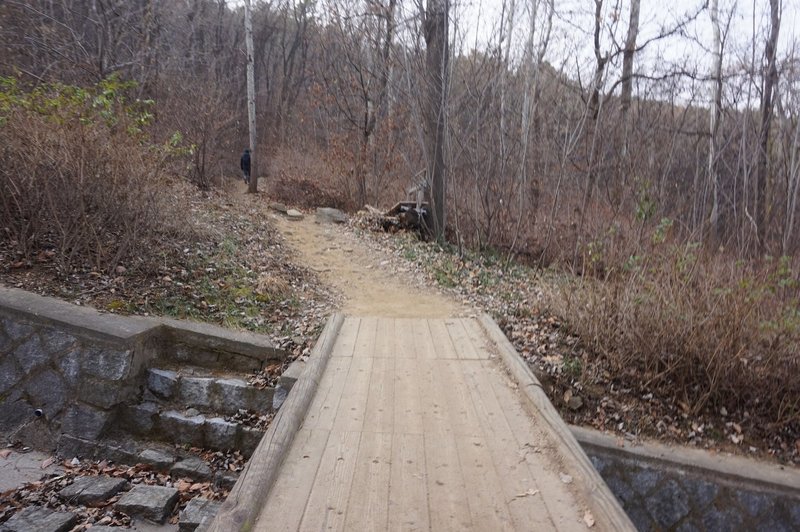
left=115, top=485, right=179, bottom=524
left=286, top=209, right=304, bottom=220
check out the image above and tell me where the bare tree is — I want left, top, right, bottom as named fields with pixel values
left=707, top=0, right=723, bottom=243
left=245, top=0, right=258, bottom=193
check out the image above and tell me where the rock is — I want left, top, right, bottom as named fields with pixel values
left=269, top=202, right=288, bottom=213
left=210, top=378, right=249, bottom=415
left=180, top=377, right=213, bottom=409
left=0, top=388, right=32, bottom=434
left=13, top=335, right=49, bottom=374
left=2, top=318, right=34, bottom=342
left=78, top=377, right=126, bottom=409
left=58, top=475, right=128, bottom=506
left=213, top=471, right=239, bottom=491
left=272, top=386, right=288, bottom=410
left=138, top=448, right=175, bottom=470
left=159, top=410, right=205, bottom=448
left=0, top=356, right=21, bottom=395
left=147, top=368, right=179, bottom=400
left=171, top=456, right=212, bottom=481
left=0, top=506, right=78, bottom=532
left=239, top=426, right=264, bottom=456
left=56, top=348, right=81, bottom=387
left=315, top=207, right=347, bottom=224
left=121, top=401, right=160, bottom=435
left=644, top=478, right=690, bottom=529
left=179, top=497, right=223, bottom=531
left=24, top=369, right=67, bottom=418
left=60, top=404, right=111, bottom=440
left=204, top=417, right=238, bottom=450
left=629, top=466, right=662, bottom=496
left=566, top=395, right=584, bottom=411
left=82, top=346, right=132, bottom=380
left=40, top=330, right=76, bottom=355
left=278, top=359, right=306, bottom=391
left=115, top=485, right=179, bottom=524
left=185, top=407, right=200, bottom=417
left=286, top=209, right=304, bottom=220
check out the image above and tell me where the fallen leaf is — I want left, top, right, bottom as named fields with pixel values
left=559, top=473, right=573, bottom=484
left=0, top=449, right=12, bottom=459
left=513, top=488, right=540, bottom=499
left=41, top=457, right=55, bottom=469
left=583, top=511, right=595, bottom=528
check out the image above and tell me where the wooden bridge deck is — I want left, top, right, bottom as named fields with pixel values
left=251, top=317, right=624, bottom=531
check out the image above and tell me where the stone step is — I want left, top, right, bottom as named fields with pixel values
left=118, top=404, right=265, bottom=456
left=146, top=368, right=275, bottom=416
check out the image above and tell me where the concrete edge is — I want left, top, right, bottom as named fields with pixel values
left=570, top=425, right=800, bottom=497
left=205, top=313, right=345, bottom=532
left=477, top=314, right=636, bottom=532
left=159, top=316, right=287, bottom=361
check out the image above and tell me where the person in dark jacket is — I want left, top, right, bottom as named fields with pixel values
left=240, top=148, right=251, bottom=185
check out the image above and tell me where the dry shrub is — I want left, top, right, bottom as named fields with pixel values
left=551, top=242, right=800, bottom=426
left=0, top=78, right=185, bottom=275
left=267, top=147, right=348, bottom=209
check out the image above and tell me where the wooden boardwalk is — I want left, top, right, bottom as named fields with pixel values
left=252, top=317, right=618, bottom=531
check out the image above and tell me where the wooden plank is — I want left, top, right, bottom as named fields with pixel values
left=461, top=318, right=491, bottom=359
left=436, top=359, right=482, bottom=437
left=394, top=319, right=417, bottom=359
left=298, top=430, right=362, bottom=532
left=411, top=319, right=438, bottom=359
left=388, top=433, right=430, bottom=531
left=255, top=428, right=330, bottom=531
left=424, top=430, right=474, bottom=531
left=445, top=319, right=481, bottom=360
left=364, top=355, right=395, bottom=433
left=331, top=356, right=373, bottom=433
left=458, top=359, right=555, bottom=530
left=420, top=359, right=451, bottom=436
left=305, top=356, right=352, bottom=431
left=331, top=317, right=360, bottom=357
left=393, top=357, right=424, bottom=435
left=344, top=431, right=392, bottom=530
left=456, top=435, right=515, bottom=531
left=480, top=359, right=584, bottom=531
left=373, top=318, right=396, bottom=358
left=353, top=316, right=378, bottom=358
left=427, top=318, right=459, bottom=359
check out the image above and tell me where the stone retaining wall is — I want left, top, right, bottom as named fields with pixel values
left=0, top=286, right=285, bottom=452
left=573, top=426, right=800, bottom=531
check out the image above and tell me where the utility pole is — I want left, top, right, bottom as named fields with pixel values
left=244, top=0, right=258, bottom=193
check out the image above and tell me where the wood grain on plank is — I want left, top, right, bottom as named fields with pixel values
left=388, top=432, right=430, bottom=531
left=344, top=431, right=392, bottom=530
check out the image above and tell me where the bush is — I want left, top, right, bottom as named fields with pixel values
left=551, top=238, right=800, bottom=426
left=0, top=76, right=184, bottom=275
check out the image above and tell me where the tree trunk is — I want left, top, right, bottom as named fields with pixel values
left=619, top=0, right=640, bottom=118
left=245, top=0, right=258, bottom=193
left=755, top=0, right=780, bottom=253
left=424, top=0, right=449, bottom=240
left=708, top=0, right=723, bottom=244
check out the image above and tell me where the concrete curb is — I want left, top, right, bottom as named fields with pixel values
left=571, top=425, right=800, bottom=496
left=205, top=313, right=345, bottom=532
left=478, top=314, right=636, bottom=531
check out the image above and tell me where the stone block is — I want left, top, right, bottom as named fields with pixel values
left=179, top=497, right=222, bottom=532
left=278, top=359, right=305, bottom=390
left=683, top=477, right=719, bottom=510
left=56, top=348, right=81, bottom=387
left=174, top=345, right=218, bottom=367
left=603, top=473, right=637, bottom=506
left=57, top=434, right=100, bottom=460
left=644, top=478, right=689, bottom=529
left=0, top=356, right=21, bottom=395
left=170, top=456, right=212, bottom=482
left=2, top=318, right=34, bottom=343
left=79, top=376, right=129, bottom=409
left=213, top=471, right=239, bottom=491
left=159, top=410, right=205, bottom=447
left=82, top=346, right=132, bottom=380
left=629, top=466, right=662, bottom=496
left=58, top=475, right=128, bottom=506
left=25, top=370, right=67, bottom=418
left=736, top=490, right=775, bottom=517
left=0, top=389, right=33, bottom=434
left=147, top=368, right=179, bottom=399
left=40, top=329, right=77, bottom=355
left=138, top=448, right=175, bottom=470
left=13, top=335, right=49, bottom=374
left=315, top=207, right=347, bottom=224
left=61, top=403, right=111, bottom=440
left=702, top=507, right=744, bottom=531
left=243, top=386, right=273, bottom=414
left=272, top=386, right=288, bottom=410
left=120, top=401, right=160, bottom=435
left=180, top=377, right=213, bottom=409
left=217, top=351, right=262, bottom=372
left=204, top=417, right=238, bottom=450
left=210, top=378, right=248, bottom=414
left=115, top=485, right=179, bottom=524
left=239, top=426, right=264, bottom=456
left=0, top=506, right=78, bottom=532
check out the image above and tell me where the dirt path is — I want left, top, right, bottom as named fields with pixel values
left=271, top=212, right=465, bottom=318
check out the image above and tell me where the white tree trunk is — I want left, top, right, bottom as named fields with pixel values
left=708, top=0, right=722, bottom=242
left=245, top=0, right=258, bottom=193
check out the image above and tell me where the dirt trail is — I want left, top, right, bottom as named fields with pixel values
left=271, top=212, right=465, bottom=318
